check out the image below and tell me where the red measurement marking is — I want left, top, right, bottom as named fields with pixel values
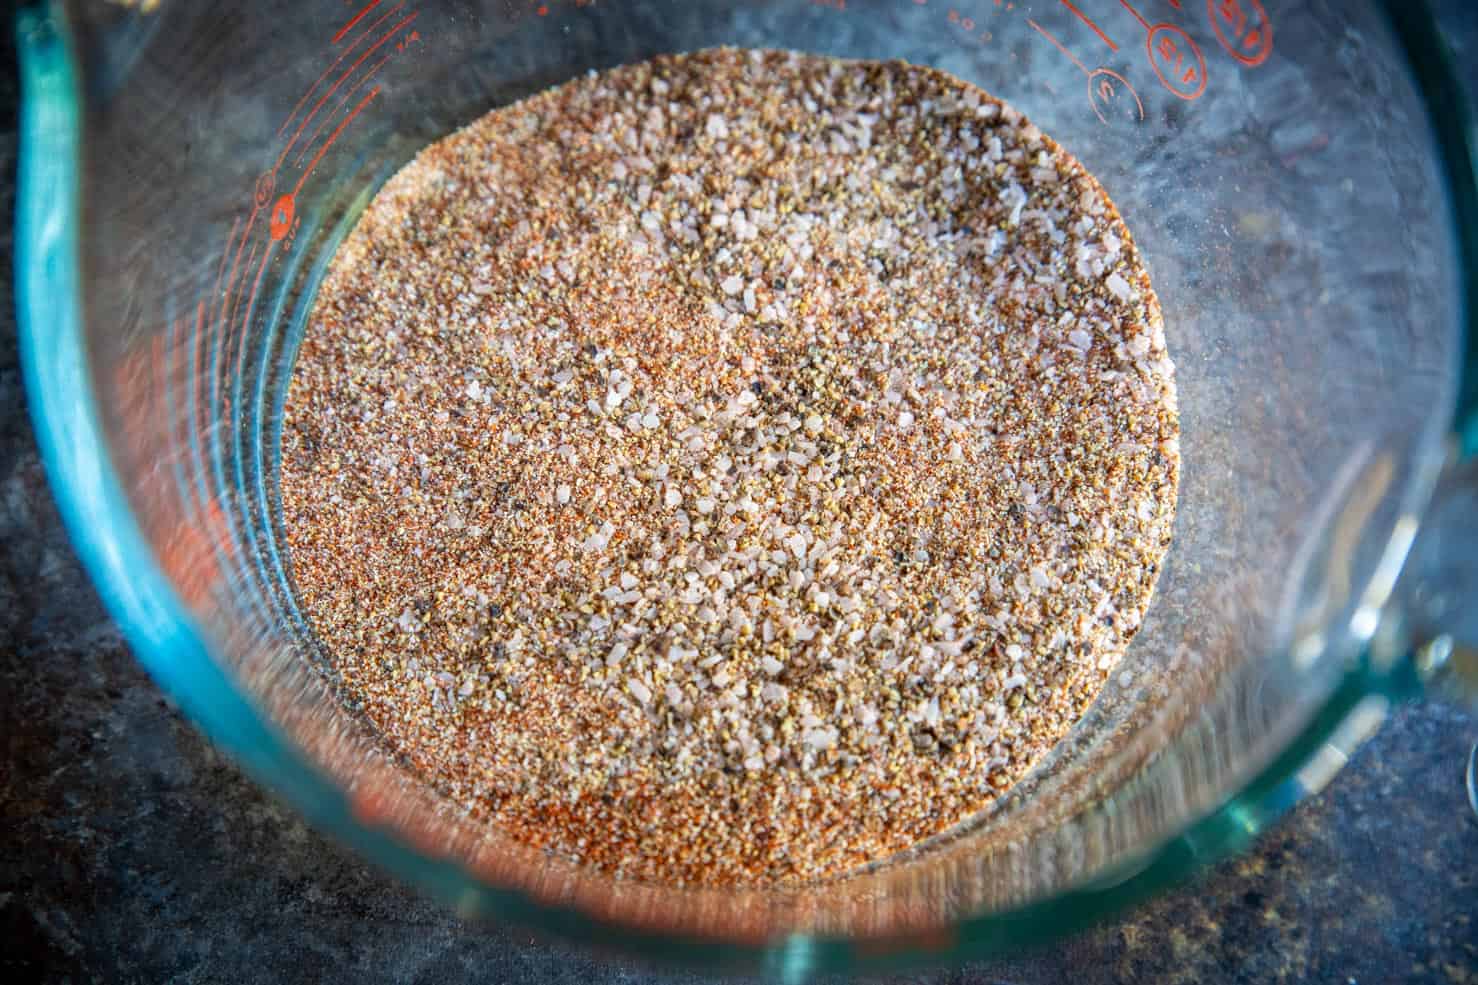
left=245, top=243, right=274, bottom=325
left=1117, top=0, right=1150, bottom=30
left=171, top=319, right=202, bottom=518
left=228, top=243, right=276, bottom=413
left=1207, top=0, right=1272, bottom=66
left=537, top=4, right=548, bottom=14
left=277, top=11, right=416, bottom=171
left=218, top=208, right=257, bottom=363
left=294, top=86, right=382, bottom=199
left=1058, top=0, right=1118, bottom=52
left=225, top=240, right=261, bottom=360
left=1089, top=67, right=1145, bottom=125
left=332, top=0, right=382, bottom=44
left=190, top=299, right=208, bottom=463
left=163, top=315, right=197, bottom=517
left=276, top=0, right=404, bottom=138
left=211, top=215, right=241, bottom=343
left=295, top=51, right=391, bottom=167
left=208, top=217, right=239, bottom=425
left=1028, top=19, right=1089, bottom=77
left=1147, top=22, right=1207, bottom=99
left=254, top=170, right=276, bottom=208
left=220, top=202, right=264, bottom=334
left=270, top=194, right=296, bottom=242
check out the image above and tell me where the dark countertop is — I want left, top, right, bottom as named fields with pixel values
left=3, top=8, right=1477, bottom=985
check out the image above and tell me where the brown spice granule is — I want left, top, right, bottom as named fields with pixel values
left=281, top=48, right=1179, bottom=888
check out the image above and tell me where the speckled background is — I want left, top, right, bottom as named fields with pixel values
left=2, top=5, right=1477, bottom=984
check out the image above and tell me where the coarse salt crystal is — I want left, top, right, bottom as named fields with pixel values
left=556, top=484, right=572, bottom=504
left=1105, top=272, right=1132, bottom=300
left=721, top=274, right=744, bottom=295
left=803, top=727, right=838, bottom=751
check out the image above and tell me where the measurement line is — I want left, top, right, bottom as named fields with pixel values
left=231, top=244, right=277, bottom=411
left=276, top=0, right=404, bottom=137
left=1117, top=0, right=1150, bottom=30
left=1028, top=19, right=1090, bottom=76
left=295, top=52, right=391, bottom=168
left=332, top=0, right=382, bottom=44
left=276, top=11, right=415, bottom=170
left=211, top=215, right=241, bottom=339
left=237, top=245, right=275, bottom=372
left=225, top=241, right=262, bottom=365
left=220, top=237, right=261, bottom=404
left=218, top=218, right=255, bottom=357
left=209, top=213, right=243, bottom=469
left=189, top=299, right=211, bottom=512
left=224, top=240, right=277, bottom=465
left=163, top=315, right=196, bottom=520
left=1059, top=0, right=1119, bottom=51
left=295, top=86, right=381, bottom=198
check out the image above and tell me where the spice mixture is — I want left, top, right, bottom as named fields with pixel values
left=281, top=48, right=1179, bottom=886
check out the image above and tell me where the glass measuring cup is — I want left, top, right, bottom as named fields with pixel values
left=15, top=0, right=1478, bottom=977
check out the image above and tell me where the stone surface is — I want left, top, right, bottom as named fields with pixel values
left=1, top=8, right=1476, bottom=984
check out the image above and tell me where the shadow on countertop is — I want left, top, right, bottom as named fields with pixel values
left=0, top=9, right=1474, bottom=985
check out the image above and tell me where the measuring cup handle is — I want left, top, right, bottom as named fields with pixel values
left=1389, top=449, right=1478, bottom=709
